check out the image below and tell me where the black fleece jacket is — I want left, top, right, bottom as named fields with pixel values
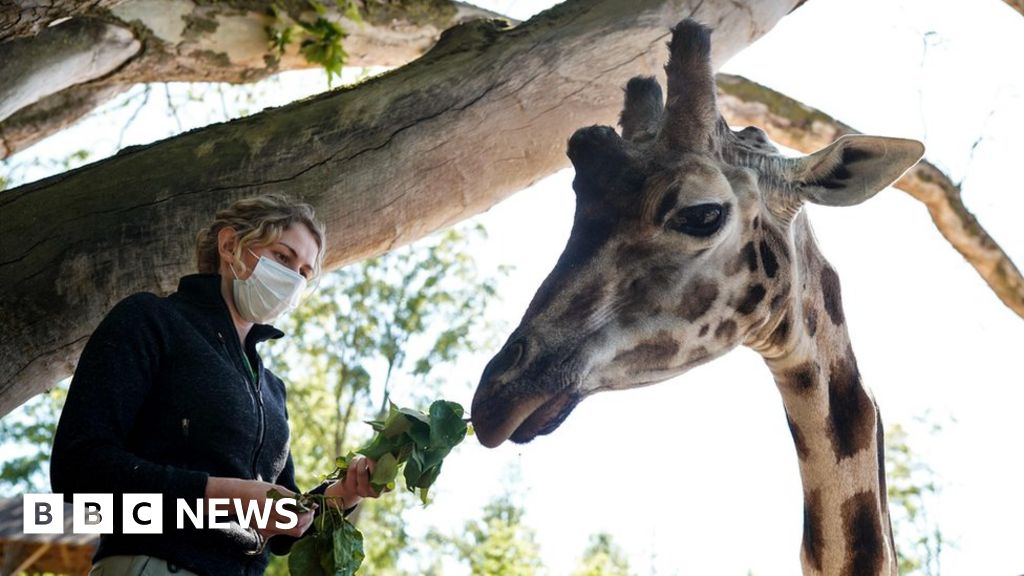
left=50, top=274, right=327, bottom=576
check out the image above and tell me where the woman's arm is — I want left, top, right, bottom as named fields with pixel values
left=50, top=295, right=209, bottom=504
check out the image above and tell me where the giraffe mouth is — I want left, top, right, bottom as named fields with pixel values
left=509, top=391, right=582, bottom=444
left=473, top=390, right=582, bottom=447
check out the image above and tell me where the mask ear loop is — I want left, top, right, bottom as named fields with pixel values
left=228, top=245, right=250, bottom=279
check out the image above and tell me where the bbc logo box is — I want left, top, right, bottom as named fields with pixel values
left=23, top=494, right=65, bottom=534
left=23, top=494, right=164, bottom=535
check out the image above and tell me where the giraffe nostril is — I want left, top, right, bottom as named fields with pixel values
left=488, top=339, right=526, bottom=379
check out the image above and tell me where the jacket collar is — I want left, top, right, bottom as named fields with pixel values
left=175, top=274, right=285, bottom=343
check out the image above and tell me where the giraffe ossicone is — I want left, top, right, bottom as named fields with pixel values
left=471, top=18, right=924, bottom=576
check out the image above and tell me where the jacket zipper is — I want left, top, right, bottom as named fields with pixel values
left=219, top=331, right=266, bottom=480
left=250, top=358, right=265, bottom=481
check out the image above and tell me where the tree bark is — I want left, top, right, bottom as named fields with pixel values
left=0, top=18, right=140, bottom=123
left=0, top=0, right=506, bottom=158
left=716, top=73, right=1024, bottom=320
left=0, top=0, right=800, bottom=415
left=0, top=0, right=125, bottom=42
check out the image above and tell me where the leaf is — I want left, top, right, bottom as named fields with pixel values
left=289, top=535, right=330, bottom=576
left=397, top=405, right=430, bottom=425
left=403, top=449, right=425, bottom=488
left=428, top=400, right=467, bottom=451
left=332, top=518, right=365, bottom=576
left=381, top=403, right=412, bottom=438
left=358, top=429, right=404, bottom=461
left=370, top=452, right=399, bottom=492
left=335, top=451, right=356, bottom=470
left=415, top=461, right=442, bottom=492
left=406, top=417, right=431, bottom=448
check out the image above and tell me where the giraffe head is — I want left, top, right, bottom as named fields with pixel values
left=471, top=19, right=923, bottom=448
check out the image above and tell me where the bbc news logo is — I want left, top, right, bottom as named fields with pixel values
left=23, top=494, right=301, bottom=534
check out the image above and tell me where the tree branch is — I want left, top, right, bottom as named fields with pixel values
left=0, top=0, right=509, bottom=158
left=0, top=0, right=126, bottom=43
left=716, top=73, right=1024, bottom=320
left=0, top=0, right=801, bottom=416
left=0, top=18, right=140, bottom=123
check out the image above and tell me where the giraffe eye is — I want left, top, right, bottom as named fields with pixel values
left=666, top=203, right=727, bottom=237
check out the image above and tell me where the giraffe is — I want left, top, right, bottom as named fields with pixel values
left=470, top=19, right=924, bottom=576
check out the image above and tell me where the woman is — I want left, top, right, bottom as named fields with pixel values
left=50, top=194, right=378, bottom=576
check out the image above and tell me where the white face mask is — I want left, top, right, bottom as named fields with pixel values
left=231, top=250, right=307, bottom=324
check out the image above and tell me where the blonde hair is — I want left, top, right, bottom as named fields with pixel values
left=195, top=194, right=326, bottom=279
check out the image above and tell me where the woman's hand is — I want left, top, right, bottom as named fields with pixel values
left=324, top=455, right=380, bottom=511
left=205, top=476, right=315, bottom=539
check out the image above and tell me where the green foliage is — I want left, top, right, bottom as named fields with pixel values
left=267, top=0, right=362, bottom=86
left=286, top=506, right=364, bottom=576
left=284, top=400, right=470, bottom=575
left=434, top=493, right=546, bottom=576
left=359, top=400, right=469, bottom=501
left=571, top=533, right=631, bottom=576
left=0, top=382, right=67, bottom=495
left=886, top=418, right=950, bottom=576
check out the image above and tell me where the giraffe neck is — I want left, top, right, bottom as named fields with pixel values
left=753, top=214, right=896, bottom=576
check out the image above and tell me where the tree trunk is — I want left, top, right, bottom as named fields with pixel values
left=716, top=73, right=1024, bottom=320
left=0, top=0, right=506, bottom=158
left=0, top=0, right=801, bottom=416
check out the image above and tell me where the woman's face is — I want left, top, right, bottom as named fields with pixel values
left=236, top=224, right=320, bottom=282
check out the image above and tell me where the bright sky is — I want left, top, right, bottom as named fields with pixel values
left=3, top=0, right=1023, bottom=575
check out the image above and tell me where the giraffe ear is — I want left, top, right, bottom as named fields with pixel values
left=790, top=135, right=925, bottom=206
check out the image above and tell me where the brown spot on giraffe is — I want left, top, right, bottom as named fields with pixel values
left=841, top=492, right=885, bottom=576
left=820, top=264, right=845, bottom=326
left=686, top=346, right=709, bottom=364
left=698, top=324, right=710, bottom=337
left=828, top=350, right=875, bottom=459
left=876, top=409, right=888, bottom=516
left=766, top=313, right=791, bottom=350
left=805, top=307, right=819, bottom=337
left=735, top=284, right=766, bottom=314
left=612, top=331, right=679, bottom=374
left=678, top=277, right=718, bottom=321
left=726, top=241, right=758, bottom=275
left=615, top=241, right=659, bottom=269
left=779, top=361, right=818, bottom=395
left=618, top=265, right=675, bottom=325
left=759, top=240, right=779, bottom=278
left=770, top=293, right=787, bottom=312
left=558, top=277, right=605, bottom=326
left=786, top=410, right=810, bottom=461
left=802, top=488, right=824, bottom=572
left=762, top=226, right=790, bottom=260
left=714, top=319, right=736, bottom=341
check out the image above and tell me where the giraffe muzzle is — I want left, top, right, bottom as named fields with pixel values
left=473, top=336, right=585, bottom=447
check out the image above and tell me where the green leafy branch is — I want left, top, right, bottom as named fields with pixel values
left=280, top=399, right=471, bottom=576
left=266, top=0, right=362, bottom=86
